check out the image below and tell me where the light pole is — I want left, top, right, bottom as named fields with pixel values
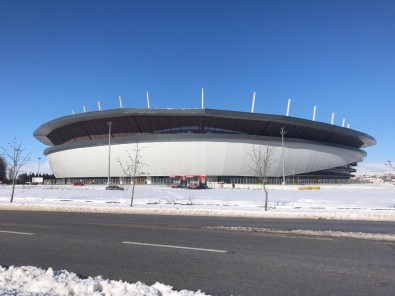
left=290, top=170, right=295, bottom=184
left=107, top=122, right=114, bottom=186
left=385, top=163, right=388, bottom=182
left=37, top=157, right=41, bottom=176
left=280, top=127, right=287, bottom=185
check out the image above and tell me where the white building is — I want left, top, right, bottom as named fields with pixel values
left=34, top=108, right=376, bottom=184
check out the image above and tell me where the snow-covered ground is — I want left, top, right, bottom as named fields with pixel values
left=0, top=183, right=394, bottom=221
left=1, top=183, right=394, bottom=295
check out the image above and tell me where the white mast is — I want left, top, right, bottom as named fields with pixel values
left=331, top=113, right=335, bottom=125
left=201, top=88, right=204, bottom=109
left=98, top=100, right=102, bottom=111
left=312, top=106, right=317, bottom=121
left=251, top=92, right=256, bottom=113
left=146, top=91, right=150, bottom=109
left=286, top=99, right=291, bottom=116
left=119, top=96, right=123, bottom=108
left=342, top=118, right=346, bottom=127
left=83, top=105, right=86, bottom=113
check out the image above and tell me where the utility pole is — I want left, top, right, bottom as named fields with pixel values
left=107, top=122, right=114, bottom=186
left=280, top=127, right=287, bottom=185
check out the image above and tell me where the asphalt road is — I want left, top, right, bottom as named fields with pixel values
left=0, top=211, right=394, bottom=295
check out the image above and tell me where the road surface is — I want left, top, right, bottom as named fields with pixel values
left=0, top=211, right=394, bottom=295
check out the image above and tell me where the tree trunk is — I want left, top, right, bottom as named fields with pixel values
left=10, top=178, right=15, bottom=203
left=263, top=184, right=268, bottom=211
left=130, top=179, right=135, bottom=207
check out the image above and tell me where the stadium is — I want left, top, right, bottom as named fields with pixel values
left=33, top=107, right=376, bottom=185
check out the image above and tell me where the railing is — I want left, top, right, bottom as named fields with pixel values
left=54, top=177, right=371, bottom=186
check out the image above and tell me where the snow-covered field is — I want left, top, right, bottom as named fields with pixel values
left=1, top=183, right=394, bottom=295
left=0, top=183, right=394, bottom=221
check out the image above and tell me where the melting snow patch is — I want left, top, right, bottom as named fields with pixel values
left=206, top=226, right=395, bottom=241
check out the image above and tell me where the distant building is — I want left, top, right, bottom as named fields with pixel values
left=34, top=108, right=376, bottom=184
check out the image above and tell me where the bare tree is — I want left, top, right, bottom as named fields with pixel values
left=248, top=145, right=275, bottom=211
left=1, top=139, right=31, bottom=203
left=118, top=141, right=148, bottom=207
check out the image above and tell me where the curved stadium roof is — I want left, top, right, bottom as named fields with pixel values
left=34, top=108, right=376, bottom=149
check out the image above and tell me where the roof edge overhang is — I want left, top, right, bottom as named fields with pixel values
left=33, top=108, right=377, bottom=148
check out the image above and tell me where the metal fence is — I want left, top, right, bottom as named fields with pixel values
left=54, top=176, right=370, bottom=186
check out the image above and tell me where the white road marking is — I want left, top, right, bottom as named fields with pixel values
left=123, top=241, right=227, bottom=253
left=0, top=230, right=34, bottom=235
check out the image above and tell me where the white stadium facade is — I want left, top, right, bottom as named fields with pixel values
left=34, top=108, right=376, bottom=185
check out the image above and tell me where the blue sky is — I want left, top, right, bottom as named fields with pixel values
left=0, top=0, right=394, bottom=173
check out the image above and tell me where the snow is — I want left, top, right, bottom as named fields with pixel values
left=1, top=183, right=394, bottom=295
left=0, top=183, right=394, bottom=221
left=0, top=266, right=208, bottom=296
left=206, top=226, right=395, bottom=241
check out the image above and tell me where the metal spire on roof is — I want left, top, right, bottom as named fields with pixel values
left=201, top=88, right=204, bottom=109
left=286, top=99, right=291, bottom=116
left=312, top=106, right=317, bottom=121
left=251, top=92, right=256, bottom=113
left=146, top=91, right=150, bottom=109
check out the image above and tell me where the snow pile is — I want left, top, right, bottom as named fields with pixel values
left=0, top=266, right=208, bottom=296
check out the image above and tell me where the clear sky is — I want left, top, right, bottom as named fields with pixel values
left=0, top=0, right=394, bottom=174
